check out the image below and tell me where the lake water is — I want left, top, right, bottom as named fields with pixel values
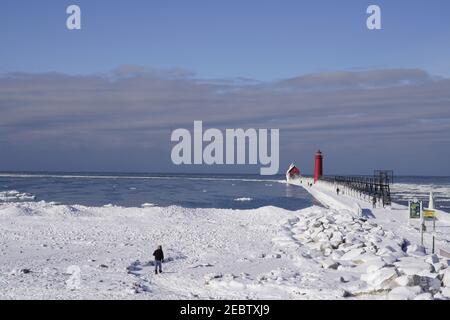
left=0, top=173, right=449, bottom=212
left=0, top=173, right=316, bottom=210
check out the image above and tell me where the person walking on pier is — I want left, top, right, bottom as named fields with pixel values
left=372, top=196, right=377, bottom=209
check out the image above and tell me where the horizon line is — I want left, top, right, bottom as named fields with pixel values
left=0, top=170, right=448, bottom=178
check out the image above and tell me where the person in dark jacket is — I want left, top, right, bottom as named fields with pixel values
left=153, top=245, right=164, bottom=274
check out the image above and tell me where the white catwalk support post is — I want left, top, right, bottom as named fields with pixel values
left=428, top=191, right=435, bottom=210
left=430, top=191, right=436, bottom=232
left=420, top=201, right=424, bottom=247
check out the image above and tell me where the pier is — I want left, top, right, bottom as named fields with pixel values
left=321, top=170, right=393, bottom=207
left=298, top=170, right=393, bottom=208
left=294, top=150, right=394, bottom=207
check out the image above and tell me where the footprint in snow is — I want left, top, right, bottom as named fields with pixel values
left=192, top=263, right=214, bottom=268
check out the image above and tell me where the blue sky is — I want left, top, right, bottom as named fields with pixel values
left=1, top=1, right=450, bottom=175
left=1, top=0, right=450, bottom=80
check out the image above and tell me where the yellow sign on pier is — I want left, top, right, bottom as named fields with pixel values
left=423, top=209, right=436, bottom=218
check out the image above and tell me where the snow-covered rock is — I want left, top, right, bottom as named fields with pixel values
left=330, top=233, right=343, bottom=249
left=395, top=257, right=433, bottom=276
left=388, top=286, right=422, bottom=300
left=381, top=255, right=398, bottom=265
left=204, top=273, right=223, bottom=282
left=340, top=248, right=365, bottom=261
left=433, top=262, right=446, bottom=272
left=365, top=244, right=378, bottom=254
left=412, top=271, right=442, bottom=292
left=331, top=250, right=344, bottom=260
left=366, top=261, right=387, bottom=274
left=393, top=275, right=413, bottom=287
left=434, top=293, right=450, bottom=300
left=366, top=235, right=382, bottom=244
left=440, top=286, right=450, bottom=298
left=321, top=259, right=340, bottom=270
left=425, top=254, right=439, bottom=264
left=442, top=269, right=450, bottom=287
left=413, top=292, right=433, bottom=300
left=341, top=289, right=353, bottom=298
left=377, top=245, right=403, bottom=257
left=443, top=259, right=450, bottom=268
left=361, top=267, right=398, bottom=290
left=407, top=244, right=426, bottom=257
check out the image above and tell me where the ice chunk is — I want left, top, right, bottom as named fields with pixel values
left=0, top=190, right=36, bottom=202
left=141, top=203, right=156, bottom=208
left=234, top=197, right=253, bottom=202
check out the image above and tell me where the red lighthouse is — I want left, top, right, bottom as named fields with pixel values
left=314, top=150, right=323, bottom=183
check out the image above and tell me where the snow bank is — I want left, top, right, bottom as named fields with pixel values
left=0, top=201, right=310, bottom=299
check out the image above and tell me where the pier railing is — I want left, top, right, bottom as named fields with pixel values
left=301, top=171, right=393, bottom=207
left=323, top=174, right=392, bottom=207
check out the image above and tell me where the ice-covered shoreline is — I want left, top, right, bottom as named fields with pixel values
left=0, top=190, right=36, bottom=202
left=1, top=191, right=450, bottom=299
left=291, top=178, right=450, bottom=298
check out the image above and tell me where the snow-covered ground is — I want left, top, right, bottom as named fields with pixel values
left=1, top=181, right=450, bottom=300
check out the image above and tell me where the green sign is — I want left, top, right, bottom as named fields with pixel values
left=409, top=201, right=421, bottom=219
